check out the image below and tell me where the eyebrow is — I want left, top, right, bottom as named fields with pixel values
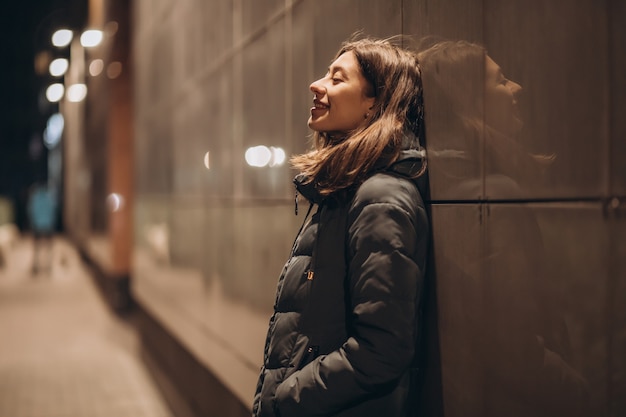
left=328, top=65, right=348, bottom=78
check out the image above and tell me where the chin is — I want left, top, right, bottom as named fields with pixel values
left=509, top=118, right=524, bottom=136
left=308, top=122, right=325, bottom=133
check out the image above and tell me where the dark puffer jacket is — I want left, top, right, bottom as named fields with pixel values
left=252, top=149, right=429, bottom=417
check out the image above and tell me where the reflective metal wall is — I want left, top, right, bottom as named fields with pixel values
left=130, top=0, right=625, bottom=415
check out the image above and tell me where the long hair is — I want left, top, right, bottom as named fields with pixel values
left=291, top=36, right=425, bottom=196
left=418, top=40, right=486, bottom=151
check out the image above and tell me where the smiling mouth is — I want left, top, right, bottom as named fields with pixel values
left=312, top=99, right=329, bottom=110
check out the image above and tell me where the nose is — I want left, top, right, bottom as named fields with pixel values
left=509, top=80, right=523, bottom=97
left=310, top=79, right=325, bottom=96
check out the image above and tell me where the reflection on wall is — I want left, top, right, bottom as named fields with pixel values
left=129, top=0, right=624, bottom=415
left=416, top=30, right=614, bottom=416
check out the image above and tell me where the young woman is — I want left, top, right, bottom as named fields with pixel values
left=252, top=37, right=429, bottom=417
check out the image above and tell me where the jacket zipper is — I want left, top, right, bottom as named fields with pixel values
left=305, top=205, right=322, bottom=281
left=290, top=202, right=314, bottom=257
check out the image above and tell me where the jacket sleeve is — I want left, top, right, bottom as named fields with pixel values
left=274, top=193, right=427, bottom=416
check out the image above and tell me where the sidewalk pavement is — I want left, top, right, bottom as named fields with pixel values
left=0, top=235, right=173, bottom=417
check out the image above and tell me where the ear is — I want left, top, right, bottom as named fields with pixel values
left=363, top=96, right=375, bottom=113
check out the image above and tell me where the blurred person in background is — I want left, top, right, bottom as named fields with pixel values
left=27, top=181, right=58, bottom=275
left=252, top=36, right=430, bottom=417
left=417, top=39, right=588, bottom=417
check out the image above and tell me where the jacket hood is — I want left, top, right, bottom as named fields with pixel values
left=387, top=148, right=427, bottom=178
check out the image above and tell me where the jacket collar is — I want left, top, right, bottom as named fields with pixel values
left=294, top=173, right=324, bottom=205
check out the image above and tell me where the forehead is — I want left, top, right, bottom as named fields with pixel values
left=330, top=51, right=361, bottom=74
left=485, top=56, right=501, bottom=77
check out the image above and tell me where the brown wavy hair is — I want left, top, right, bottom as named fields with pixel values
left=291, top=36, right=425, bottom=196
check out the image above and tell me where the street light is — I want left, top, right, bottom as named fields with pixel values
left=89, top=59, right=104, bottom=76
left=46, top=83, right=65, bottom=102
left=80, top=29, right=103, bottom=48
left=49, top=58, right=69, bottom=77
left=51, top=29, right=73, bottom=47
left=43, top=113, right=64, bottom=149
left=67, top=84, right=87, bottom=102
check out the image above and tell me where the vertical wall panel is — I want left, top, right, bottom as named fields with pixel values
left=485, top=203, right=607, bottom=416
left=200, top=1, right=233, bottom=61
left=610, top=0, right=626, bottom=196
left=290, top=1, right=316, bottom=156
left=133, top=196, right=171, bottom=262
left=202, top=64, right=235, bottom=198
left=403, top=0, right=483, bottom=43
left=241, top=21, right=291, bottom=199
left=148, top=22, right=175, bottom=111
left=169, top=204, right=205, bottom=269
left=137, top=114, right=172, bottom=194
left=430, top=204, right=485, bottom=417
left=609, top=203, right=626, bottom=416
left=172, top=88, right=208, bottom=197
left=204, top=204, right=235, bottom=291
left=484, top=0, right=609, bottom=200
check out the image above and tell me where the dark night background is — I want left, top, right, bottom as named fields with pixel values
left=0, top=0, right=86, bottom=230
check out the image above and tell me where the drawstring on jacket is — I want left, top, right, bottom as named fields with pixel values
left=290, top=200, right=314, bottom=257
left=293, top=176, right=324, bottom=281
left=306, top=224, right=319, bottom=281
left=293, top=189, right=317, bottom=281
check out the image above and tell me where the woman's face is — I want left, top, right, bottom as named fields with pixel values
left=308, top=51, right=375, bottom=135
left=484, top=56, right=523, bottom=136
